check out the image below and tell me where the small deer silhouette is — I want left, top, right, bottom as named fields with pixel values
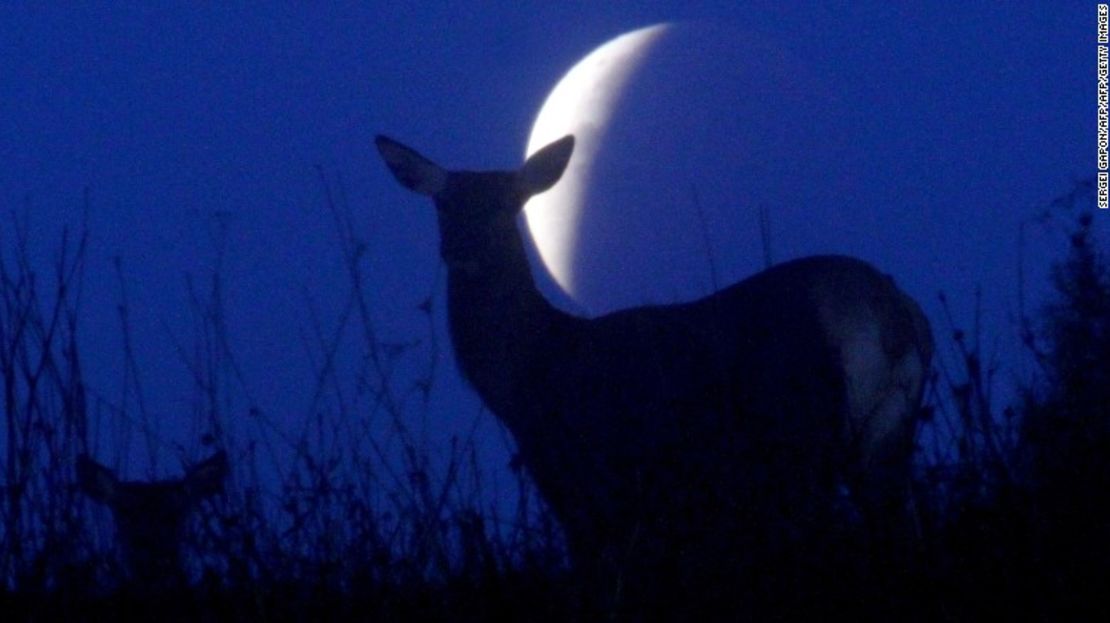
left=77, top=451, right=227, bottom=589
left=376, top=134, right=933, bottom=607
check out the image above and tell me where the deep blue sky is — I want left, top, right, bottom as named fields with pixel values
left=0, top=3, right=1096, bottom=479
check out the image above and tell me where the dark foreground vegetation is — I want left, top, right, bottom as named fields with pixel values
left=1, top=181, right=1107, bottom=621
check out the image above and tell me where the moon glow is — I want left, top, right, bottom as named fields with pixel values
left=523, top=24, right=671, bottom=300
left=524, top=23, right=853, bottom=316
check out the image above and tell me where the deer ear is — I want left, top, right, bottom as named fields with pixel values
left=77, top=455, right=119, bottom=504
left=520, top=135, right=574, bottom=197
left=375, top=135, right=448, bottom=196
left=184, top=451, right=228, bottom=500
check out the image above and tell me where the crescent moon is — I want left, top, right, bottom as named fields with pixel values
left=523, top=24, right=672, bottom=298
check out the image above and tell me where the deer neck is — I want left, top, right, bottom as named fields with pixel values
left=444, top=214, right=565, bottom=414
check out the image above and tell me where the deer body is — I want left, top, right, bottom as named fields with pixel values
left=377, top=135, right=933, bottom=603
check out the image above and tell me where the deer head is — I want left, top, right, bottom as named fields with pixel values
left=77, top=451, right=227, bottom=588
left=376, top=134, right=572, bottom=273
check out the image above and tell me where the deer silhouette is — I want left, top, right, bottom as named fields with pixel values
left=77, top=451, right=227, bottom=590
left=376, top=134, right=933, bottom=610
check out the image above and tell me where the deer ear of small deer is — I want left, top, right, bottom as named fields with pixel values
left=520, top=135, right=574, bottom=197
left=375, top=135, right=448, bottom=197
left=76, top=455, right=119, bottom=504
left=184, top=451, right=228, bottom=498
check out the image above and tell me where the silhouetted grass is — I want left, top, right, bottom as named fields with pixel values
left=1, top=180, right=1107, bottom=621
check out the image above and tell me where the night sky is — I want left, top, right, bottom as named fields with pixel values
left=0, top=3, right=1097, bottom=490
